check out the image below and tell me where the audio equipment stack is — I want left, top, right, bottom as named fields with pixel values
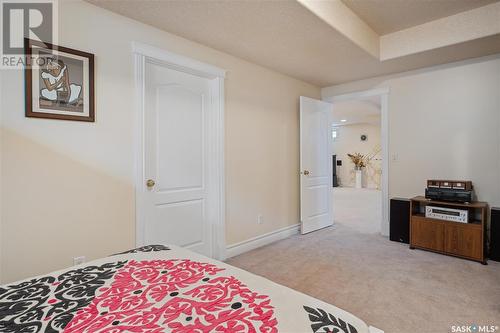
left=425, top=180, right=474, bottom=203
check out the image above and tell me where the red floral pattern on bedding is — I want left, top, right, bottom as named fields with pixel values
left=63, top=259, right=278, bottom=333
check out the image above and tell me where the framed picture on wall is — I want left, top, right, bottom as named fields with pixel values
left=24, top=38, right=95, bottom=122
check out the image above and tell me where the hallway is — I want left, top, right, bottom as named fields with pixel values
left=333, top=187, right=382, bottom=234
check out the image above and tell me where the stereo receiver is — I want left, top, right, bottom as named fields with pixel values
left=425, top=206, right=469, bottom=223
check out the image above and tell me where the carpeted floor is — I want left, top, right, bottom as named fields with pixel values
left=226, top=225, right=500, bottom=333
left=333, top=187, right=382, bottom=234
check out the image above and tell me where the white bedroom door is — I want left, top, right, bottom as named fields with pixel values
left=142, top=60, right=213, bottom=257
left=300, top=96, right=334, bottom=234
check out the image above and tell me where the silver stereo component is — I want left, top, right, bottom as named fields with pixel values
left=425, top=206, right=469, bottom=223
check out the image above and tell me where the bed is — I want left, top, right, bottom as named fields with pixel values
left=0, top=245, right=383, bottom=333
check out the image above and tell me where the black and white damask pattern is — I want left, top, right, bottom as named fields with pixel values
left=112, top=244, right=170, bottom=256
left=304, top=306, right=359, bottom=333
left=0, top=261, right=126, bottom=333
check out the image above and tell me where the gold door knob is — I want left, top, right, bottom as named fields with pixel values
left=146, top=179, right=155, bottom=188
left=303, top=170, right=310, bottom=175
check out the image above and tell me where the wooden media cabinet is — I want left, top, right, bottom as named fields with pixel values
left=410, top=196, right=488, bottom=264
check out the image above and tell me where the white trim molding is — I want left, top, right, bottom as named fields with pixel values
left=225, top=224, right=300, bottom=259
left=327, top=87, right=390, bottom=103
left=132, top=42, right=226, bottom=260
left=132, top=42, right=226, bottom=79
left=325, top=88, right=391, bottom=237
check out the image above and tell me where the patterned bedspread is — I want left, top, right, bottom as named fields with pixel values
left=0, top=245, right=382, bottom=333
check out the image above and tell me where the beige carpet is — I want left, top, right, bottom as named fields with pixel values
left=226, top=224, right=500, bottom=333
left=333, top=187, right=382, bottom=234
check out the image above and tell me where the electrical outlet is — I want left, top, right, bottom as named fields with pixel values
left=73, top=256, right=86, bottom=266
left=257, top=215, right=264, bottom=224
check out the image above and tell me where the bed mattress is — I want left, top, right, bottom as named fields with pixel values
left=0, top=245, right=382, bottom=333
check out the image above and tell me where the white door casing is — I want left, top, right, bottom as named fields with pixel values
left=133, top=42, right=226, bottom=260
left=326, top=88, right=390, bottom=236
left=300, top=96, right=334, bottom=234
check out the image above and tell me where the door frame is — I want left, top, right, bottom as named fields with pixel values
left=325, top=88, right=390, bottom=236
left=132, top=42, right=226, bottom=259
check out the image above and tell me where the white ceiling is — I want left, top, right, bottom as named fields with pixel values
left=341, top=0, right=499, bottom=34
left=332, top=98, right=381, bottom=127
left=86, top=0, right=500, bottom=87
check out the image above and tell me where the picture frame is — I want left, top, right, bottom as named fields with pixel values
left=24, top=38, right=95, bottom=122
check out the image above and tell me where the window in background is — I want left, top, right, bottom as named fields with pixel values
left=332, top=126, right=338, bottom=141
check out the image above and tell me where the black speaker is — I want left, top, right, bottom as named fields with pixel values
left=390, top=198, right=410, bottom=244
left=490, top=207, right=500, bottom=262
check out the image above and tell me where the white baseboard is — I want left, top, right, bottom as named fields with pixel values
left=225, top=223, right=300, bottom=258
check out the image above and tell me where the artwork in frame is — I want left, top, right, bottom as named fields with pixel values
left=24, top=38, right=95, bottom=122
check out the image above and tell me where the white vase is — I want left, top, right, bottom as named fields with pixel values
left=355, top=170, right=363, bottom=189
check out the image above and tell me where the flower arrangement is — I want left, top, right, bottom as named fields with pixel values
left=347, top=153, right=366, bottom=170
left=348, top=147, right=381, bottom=170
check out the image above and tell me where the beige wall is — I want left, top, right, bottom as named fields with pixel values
left=323, top=55, right=500, bottom=207
left=0, top=0, right=320, bottom=283
left=333, top=124, right=381, bottom=188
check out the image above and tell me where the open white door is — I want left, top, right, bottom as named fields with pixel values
left=300, top=96, right=334, bottom=234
